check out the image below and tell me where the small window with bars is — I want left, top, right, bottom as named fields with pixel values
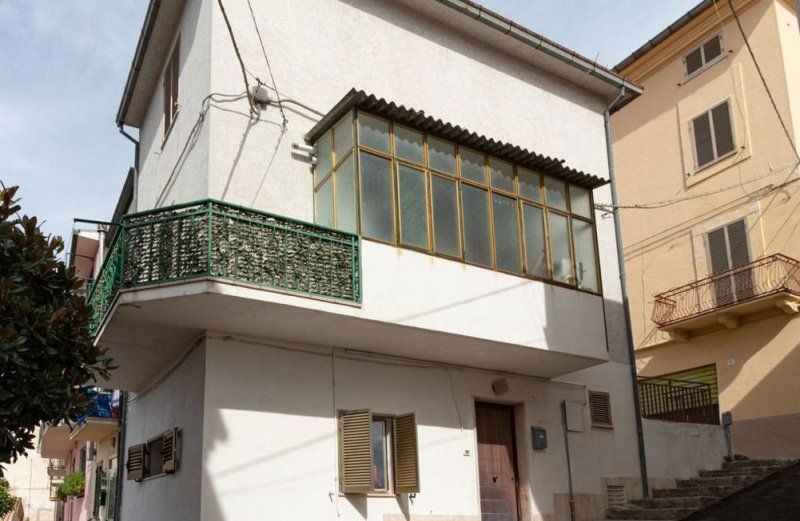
left=126, top=428, right=180, bottom=482
left=684, top=34, right=724, bottom=77
left=588, top=391, right=613, bottom=428
left=338, top=410, right=420, bottom=494
left=692, top=100, right=736, bottom=169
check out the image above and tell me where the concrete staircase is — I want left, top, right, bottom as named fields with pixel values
left=605, top=459, right=797, bottom=520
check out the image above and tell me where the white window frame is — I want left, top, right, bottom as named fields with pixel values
left=683, top=33, right=725, bottom=79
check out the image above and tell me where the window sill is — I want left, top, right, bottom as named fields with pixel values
left=591, top=423, right=614, bottom=430
left=686, top=146, right=746, bottom=187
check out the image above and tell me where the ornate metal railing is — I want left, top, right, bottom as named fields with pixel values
left=651, top=254, right=800, bottom=327
left=87, top=200, right=361, bottom=332
left=638, top=377, right=718, bottom=425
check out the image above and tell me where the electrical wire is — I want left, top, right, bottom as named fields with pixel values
left=216, top=0, right=257, bottom=117
left=245, top=0, right=288, bottom=129
left=727, top=0, right=799, bottom=160
left=596, top=159, right=800, bottom=211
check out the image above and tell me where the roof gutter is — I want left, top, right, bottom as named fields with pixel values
left=433, top=0, right=643, bottom=101
left=614, top=0, right=717, bottom=72
left=116, top=0, right=162, bottom=126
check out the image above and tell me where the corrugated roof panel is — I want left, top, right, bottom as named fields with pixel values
left=305, top=89, right=608, bottom=189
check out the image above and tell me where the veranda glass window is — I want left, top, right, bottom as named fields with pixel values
left=313, top=110, right=602, bottom=293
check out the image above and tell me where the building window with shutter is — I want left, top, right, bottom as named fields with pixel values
left=163, top=38, right=180, bottom=138
left=588, top=391, right=613, bottom=428
left=707, top=219, right=754, bottom=306
left=339, top=410, right=420, bottom=494
left=684, top=34, right=724, bottom=77
left=126, top=428, right=180, bottom=482
left=691, top=100, right=736, bottom=169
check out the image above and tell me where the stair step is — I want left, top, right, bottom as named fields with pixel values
left=606, top=507, right=695, bottom=520
left=678, top=474, right=759, bottom=488
left=721, top=458, right=797, bottom=470
left=652, top=484, right=741, bottom=498
left=631, top=496, right=718, bottom=509
left=699, top=466, right=782, bottom=478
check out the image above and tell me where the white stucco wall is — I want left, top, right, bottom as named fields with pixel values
left=642, top=419, right=727, bottom=480
left=120, top=342, right=205, bottom=521
left=135, top=0, right=213, bottom=212
left=200, top=335, right=640, bottom=521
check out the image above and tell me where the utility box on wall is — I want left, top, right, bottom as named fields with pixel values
left=531, top=427, right=547, bottom=450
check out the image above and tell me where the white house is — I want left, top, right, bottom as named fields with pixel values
left=88, top=1, right=665, bottom=520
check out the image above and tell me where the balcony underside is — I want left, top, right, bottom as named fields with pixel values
left=69, top=418, right=118, bottom=442
left=97, top=278, right=608, bottom=392
left=40, top=425, right=72, bottom=459
left=660, top=291, right=800, bottom=340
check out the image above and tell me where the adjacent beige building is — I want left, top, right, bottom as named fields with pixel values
left=612, top=0, right=800, bottom=458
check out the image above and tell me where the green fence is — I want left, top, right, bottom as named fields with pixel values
left=87, top=200, right=361, bottom=332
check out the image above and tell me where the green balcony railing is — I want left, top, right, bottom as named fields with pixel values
left=87, top=200, right=361, bottom=332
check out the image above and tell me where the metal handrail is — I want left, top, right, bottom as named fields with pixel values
left=87, top=199, right=362, bottom=332
left=651, top=254, right=800, bottom=327
left=638, top=377, right=717, bottom=425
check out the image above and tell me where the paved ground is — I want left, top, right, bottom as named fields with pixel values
left=682, top=462, right=800, bottom=521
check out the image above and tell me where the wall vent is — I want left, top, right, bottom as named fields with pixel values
left=607, top=485, right=627, bottom=508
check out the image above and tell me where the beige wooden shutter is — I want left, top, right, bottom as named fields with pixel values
left=712, top=101, right=735, bottom=157
left=393, top=413, right=420, bottom=494
left=126, top=444, right=146, bottom=481
left=339, top=410, right=373, bottom=493
left=588, top=391, right=612, bottom=427
left=162, top=428, right=180, bottom=473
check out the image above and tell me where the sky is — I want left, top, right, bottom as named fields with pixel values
left=0, top=0, right=700, bottom=258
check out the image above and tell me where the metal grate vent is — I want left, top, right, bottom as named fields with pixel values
left=607, top=485, right=627, bottom=508
left=588, top=391, right=612, bottom=427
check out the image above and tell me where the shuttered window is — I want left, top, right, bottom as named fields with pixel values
left=93, top=466, right=106, bottom=518
left=684, top=34, right=723, bottom=76
left=692, top=100, right=735, bottom=168
left=339, top=410, right=373, bottom=493
left=163, top=38, right=180, bottom=137
left=126, top=428, right=181, bottom=482
left=125, top=444, right=146, bottom=481
left=339, top=410, right=420, bottom=494
left=707, top=220, right=754, bottom=304
left=162, top=428, right=180, bottom=473
left=393, top=413, right=420, bottom=494
left=588, top=391, right=613, bottom=427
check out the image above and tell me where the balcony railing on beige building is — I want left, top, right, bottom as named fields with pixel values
left=651, top=254, right=800, bottom=328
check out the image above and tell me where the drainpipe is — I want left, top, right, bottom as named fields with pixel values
left=113, top=392, right=128, bottom=520
left=604, top=87, right=650, bottom=498
left=118, top=125, right=139, bottom=212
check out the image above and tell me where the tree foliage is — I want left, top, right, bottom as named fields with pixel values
left=0, top=478, right=15, bottom=516
left=0, top=186, right=113, bottom=474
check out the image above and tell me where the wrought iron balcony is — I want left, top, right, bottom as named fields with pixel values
left=651, top=254, right=800, bottom=331
left=87, top=200, right=361, bottom=332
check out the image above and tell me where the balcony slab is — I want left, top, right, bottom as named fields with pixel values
left=40, top=424, right=72, bottom=459
left=660, top=291, right=800, bottom=337
left=97, top=277, right=609, bottom=392
left=69, top=417, right=119, bottom=442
